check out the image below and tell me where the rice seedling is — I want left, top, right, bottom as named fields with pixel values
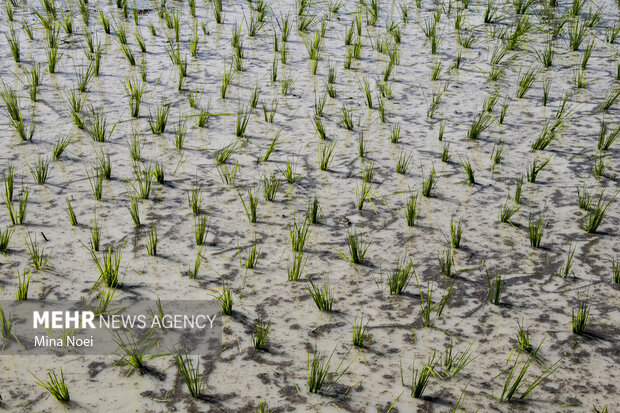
left=30, top=157, right=51, bottom=185
left=612, top=258, right=619, bottom=283
left=129, top=165, right=152, bottom=199
left=458, top=157, right=475, bottom=186
left=65, top=198, right=78, bottom=226
left=341, top=104, right=354, bottom=130
left=45, top=45, right=61, bottom=73
left=289, top=219, right=310, bottom=252
left=495, top=346, right=561, bottom=402
left=389, top=123, right=401, bottom=144
left=66, top=88, right=85, bottom=128
left=422, top=168, right=437, bottom=197
left=283, top=158, right=300, bottom=184
left=572, top=297, right=589, bottom=335
left=577, top=185, right=592, bottom=210
left=352, top=314, right=371, bottom=347
left=466, top=111, right=494, bottom=139
left=356, top=180, right=372, bottom=210
left=239, top=188, right=259, bottom=223
left=33, top=369, right=70, bottom=402
left=52, top=136, right=72, bottom=161
left=499, top=199, right=520, bottom=224
left=86, top=107, right=115, bottom=142
left=594, top=406, right=609, bottom=413
left=441, top=343, right=475, bottom=378
left=194, top=215, right=209, bottom=245
left=0, top=227, right=13, bottom=253
left=236, top=108, right=250, bottom=138
left=0, top=305, right=12, bottom=339
left=23, top=63, right=43, bottom=102
left=606, top=23, right=620, bottom=43
left=568, top=19, right=588, bottom=51
left=591, top=153, right=606, bottom=180
left=262, top=130, right=282, bottom=163
left=187, top=183, right=203, bottom=215
left=360, top=161, right=374, bottom=184
left=486, top=268, right=503, bottom=305
left=396, top=152, right=413, bottom=175
left=250, top=316, right=271, bottom=350
left=409, top=354, right=437, bottom=399
left=318, top=141, right=336, bottom=171
left=306, top=279, right=333, bottom=311
left=262, top=98, right=278, bottom=123
left=387, top=257, right=414, bottom=295
left=600, top=86, right=620, bottom=111
left=127, top=196, right=141, bottom=227
left=535, top=40, right=554, bottom=67
left=526, top=156, right=552, bottom=183
left=450, top=217, right=463, bottom=248
left=174, top=350, right=204, bottom=398
left=6, top=28, right=20, bottom=62
left=217, top=282, right=233, bottom=315
left=125, top=76, right=144, bottom=118
left=147, top=102, right=171, bottom=134
left=144, top=224, right=157, bottom=256
left=516, top=65, right=539, bottom=99
left=555, top=243, right=576, bottom=278
left=514, top=320, right=532, bottom=351
left=438, top=247, right=455, bottom=277
left=513, top=175, right=523, bottom=204
left=15, top=267, right=30, bottom=300
left=438, top=122, right=445, bottom=141
left=25, top=232, right=48, bottom=270
left=113, top=330, right=155, bottom=374
left=542, top=79, right=550, bottom=106
left=187, top=248, right=202, bottom=279
left=598, top=122, right=619, bottom=151
left=583, top=191, right=617, bottom=233
left=528, top=211, right=546, bottom=248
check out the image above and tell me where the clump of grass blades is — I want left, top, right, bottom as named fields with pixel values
left=353, top=314, right=371, bottom=348
left=0, top=227, right=14, bottom=252
left=288, top=251, right=307, bottom=281
left=356, top=180, right=372, bottom=211
left=409, top=354, right=437, bottom=399
left=500, top=199, right=520, bottom=224
left=240, top=239, right=260, bottom=269
left=572, top=297, right=589, bottom=335
left=187, top=248, right=202, bottom=279
left=33, top=369, right=70, bottom=402
left=597, top=121, right=619, bottom=151
left=65, top=198, right=78, bottom=226
left=438, top=248, right=455, bottom=277
left=146, top=224, right=157, bottom=256
left=90, top=218, right=100, bottom=251
left=86, top=107, right=115, bottom=142
left=307, top=346, right=355, bottom=394
left=52, top=136, right=72, bottom=160
left=218, top=283, right=233, bottom=315
left=526, top=156, right=552, bottom=183
left=600, top=86, right=620, bottom=111
left=440, top=343, right=475, bottom=378
left=174, top=350, right=204, bottom=398
left=583, top=191, right=617, bottom=233
left=554, top=244, right=576, bottom=278
left=405, top=191, right=419, bottom=227
left=147, top=103, right=171, bottom=134
left=486, top=268, right=503, bottom=305
left=422, top=168, right=437, bottom=197
left=450, top=217, right=463, bottom=248
left=15, top=268, right=30, bottom=300
left=262, top=174, right=279, bottom=201
left=113, top=330, right=155, bottom=374
left=250, top=316, right=271, bottom=349
left=387, top=257, right=414, bottom=295
left=318, top=141, right=336, bottom=171
left=306, top=196, right=320, bottom=224
left=26, top=232, right=48, bottom=270
left=612, top=258, right=619, bottom=284
left=238, top=187, right=259, bottom=223
left=30, top=157, right=51, bottom=184
left=528, top=211, right=546, bottom=248
left=458, top=157, right=475, bottom=185
left=215, top=141, right=240, bottom=165
left=236, top=108, right=250, bottom=138
left=91, top=242, right=124, bottom=288
left=516, top=65, right=539, bottom=98
left=0, top=305, right=12, bottom=339
left=306, top=279, right=334, bottom=311
left=466, top=111, right=493, bottom=139
left=496, top=345, right=561, bottom=402
left=187, top=184, right=203, bottom=215
left=194, top=215, right=209, bottom=245
left=290, top=219, right=309, bottom=252
left=396, top=152, right=413, bottom=175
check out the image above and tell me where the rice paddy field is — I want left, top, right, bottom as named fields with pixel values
left=0, top=0, right=619, bottom=410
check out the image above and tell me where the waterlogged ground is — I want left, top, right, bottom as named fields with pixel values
left=0, top=0, right=619, bottom=411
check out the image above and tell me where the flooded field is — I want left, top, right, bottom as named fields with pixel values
left=0, top=0, right=619, bottom=410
